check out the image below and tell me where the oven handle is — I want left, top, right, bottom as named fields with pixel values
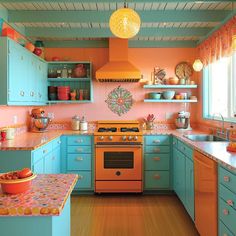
left=95, top=144, right=142, bottom=148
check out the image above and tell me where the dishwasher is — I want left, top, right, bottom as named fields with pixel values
left=194, top=150, right=217, bottom=236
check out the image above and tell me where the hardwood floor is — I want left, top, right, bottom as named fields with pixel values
left=71, top=194, right=199, bottom=236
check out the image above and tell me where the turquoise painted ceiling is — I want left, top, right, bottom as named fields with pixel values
left=0, top=0, right=235, bottom=47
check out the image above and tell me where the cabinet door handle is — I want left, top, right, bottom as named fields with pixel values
left=43, top=149, right=48, bottom=154
left=153, top=140, right=160, bottom=143
left=52, top=156, right=55, bottom=160
left=57, top=141, right=61, bottom=144
left=224, top=176, right=230, bottom=182
left=173, top=142, right=176, bottom=145
left=154, top=148, right=160, bottom=152
left=153, top=174, right=160, bottom=179
left=223, top=209, right=229, bottom=215
left=76, top=157, right=83, bottom=161
left=20, top=91, right=25, bottom=96
left=78, top=175, right=83, bottom=179
left=223, top=234, right=228, bottom=236
left=227, top=199, right=234, bottom=206
left=152, top=157, right=160, bottom=161
left=30, top=91, right=35, bottom=97
left=77, top=148, right=83, bottom=152
left=76, top=139, right=83, bottom=143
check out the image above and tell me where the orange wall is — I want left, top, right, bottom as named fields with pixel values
left=0, top=47, right=198, bottom=127
left=44, top=47, right=198, bottom=122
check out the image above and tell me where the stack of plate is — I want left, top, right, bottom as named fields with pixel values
left=57, top=86, right=70, bottom=100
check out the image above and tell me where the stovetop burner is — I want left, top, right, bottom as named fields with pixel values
left=120, top=127, right=139, bottom=132
left=98, top=127, right=117, bottom=132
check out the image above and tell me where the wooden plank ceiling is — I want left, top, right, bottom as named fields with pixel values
left=0, top=0, right=235, bottom=47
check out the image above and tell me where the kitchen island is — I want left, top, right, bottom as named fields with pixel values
left=0, top=174, right=78, bottom=236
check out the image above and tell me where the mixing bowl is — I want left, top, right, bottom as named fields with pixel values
left=33, top=117, right=51, bottom=131
left=149, top=92, right=161, bottom=99
left=175, top=117, right=188, bottom=129
left=162, top=90, right=175, bottom=100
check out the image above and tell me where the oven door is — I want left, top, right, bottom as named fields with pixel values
left=95, top=145, right=142, bottom=180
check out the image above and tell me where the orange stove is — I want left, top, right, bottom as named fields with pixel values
left=94, top=121, right=143, bottom=193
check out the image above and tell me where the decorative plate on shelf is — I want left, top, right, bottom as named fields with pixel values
left=175, top=61, right=193, bottom=79
left=105, top=86, right=133, bottom=116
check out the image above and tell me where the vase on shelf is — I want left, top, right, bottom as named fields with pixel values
left=146, top=121, right=154, bottom=130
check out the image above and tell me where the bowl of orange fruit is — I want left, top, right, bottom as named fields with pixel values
left=0, top=168, right=36, bottom=194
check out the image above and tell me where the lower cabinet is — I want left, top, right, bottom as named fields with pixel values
left=218, top=165, right=236, bottom=236
left=144, top=135, right=171, bottom=190
left=0, top=137, right=61, bottom=174
left=172, top=136, right=194, bottom=221
left=61, top=135, right=93, bottom=192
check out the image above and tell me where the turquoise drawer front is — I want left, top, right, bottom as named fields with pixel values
left=67, top=136, right=92, bottom=146
left=67, top=154, right=91, bottom=171
left=219, top=166, right=236, bottom=194
left=219, top=198, right=236, bottom=234
left=67, top=145, right=92, bottom=154
left=219, top=184, right=236, bottom=211
left=219, top=220, right=234, bottom=236
left=144, top=170, right=170, bottom=189
left=144, top=135, right=170, bottom=146
left=144, top=154, right=170, bottom=171
left=144, top=145, right=170, bottom=153
left=51, top=137, right=61, bottom=150
left=178, top=141, right=193, bottom=159
left=67, top=171, right=92, bottom=189
left=172, top=137, right=178, bottom=148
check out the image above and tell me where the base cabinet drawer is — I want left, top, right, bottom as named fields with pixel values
left=144, top=154, right=169, bottom=170
left=144, top=135, right=170, bottom=146
left=67, top=145, right=92, bottom=154
left=67, top=136, right=92, bottom=146
left=67, top=154, right=91, bottom=171
left=219, top=221, right=234, bottom=236
left=144, top=146, right=170, bottom=154
left=67, top=171, right=92, bottom=189
left=144, top=171, right=170, bottom=189
left=219, top=198, right=236, bottom=234
left=219, top=167, right=236, bottom=194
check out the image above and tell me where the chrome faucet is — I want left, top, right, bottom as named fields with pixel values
left=212, top=113, right=225, bottom=136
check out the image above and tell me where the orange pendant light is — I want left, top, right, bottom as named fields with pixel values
left=109, top=4, right=141, bottom=39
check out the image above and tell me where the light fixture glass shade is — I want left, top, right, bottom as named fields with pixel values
left=109, top=8, right=141, bottom=39
left=193, top=59, right=203, bottom=72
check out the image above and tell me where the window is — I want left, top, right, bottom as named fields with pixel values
left=203, top=52, right=236, bottom=122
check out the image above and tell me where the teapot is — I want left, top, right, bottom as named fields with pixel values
left=73, top=64, right=87, bottom=78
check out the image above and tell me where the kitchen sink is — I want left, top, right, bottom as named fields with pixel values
left=183, top=134, right=227, bottom=142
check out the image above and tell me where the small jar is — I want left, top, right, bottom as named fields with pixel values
left=80, top=117, right=88, bottom=131
left=71, top=115, right=80, bottom=131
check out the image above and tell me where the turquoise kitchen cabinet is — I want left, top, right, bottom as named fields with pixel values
left=218, top=165, right=236, bottom=236
left=172, top=137, right=194, bottom=221
left=173, top=147, right=186, bottom=203
left=0, top=137, right=61, bottom=174
left=61, top=135, right=94, bottom=192
left=144, top=135, right=171, bottom=190
left=0, top=37, right=47, bottom=105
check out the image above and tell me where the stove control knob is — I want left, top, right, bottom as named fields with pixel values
left=128, top=136, right=133, bottom=141
left=108, top=136, right=113, bottom=141
left=122, top=136, right=127, bottom=141
left=99, top=136, right=104, bottom=141
left=133, top=136, right=138, bottom=141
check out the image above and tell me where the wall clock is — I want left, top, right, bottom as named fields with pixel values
left=105, top=86, right=133, bottom=116
left=175, top=61, right=193, bottom=79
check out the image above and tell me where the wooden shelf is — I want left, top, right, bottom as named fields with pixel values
left=144, top=99, right=198, bottom=103
left=143, top=85, right=197, bottom=89
left=47, top=100, right=92, bottom=104
left=48, top=78, right=90, bottom=82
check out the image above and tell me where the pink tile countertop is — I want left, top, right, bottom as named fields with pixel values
left=144, top=129, right=236, bottom=171
left=0, top=174, right=78, bottom=216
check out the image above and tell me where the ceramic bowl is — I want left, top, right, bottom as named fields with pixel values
left=169, top=77, right=179, bottom=85
left=149, top=92, right=161, bottom=99
left=162, top=90, right=175, bottom=100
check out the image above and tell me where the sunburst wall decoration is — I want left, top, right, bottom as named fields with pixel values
left=105, top=86, right=133, bottom=116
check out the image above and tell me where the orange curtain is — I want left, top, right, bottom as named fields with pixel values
left=198, top=16, right=236, bottom=66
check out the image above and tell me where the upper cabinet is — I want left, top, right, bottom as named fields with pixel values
left=47, top=61, right=93, bottom=104
left=0, top=37, right=48, bottom=106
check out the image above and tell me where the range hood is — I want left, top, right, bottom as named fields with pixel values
left=96, top=38, right=141, bottom=82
